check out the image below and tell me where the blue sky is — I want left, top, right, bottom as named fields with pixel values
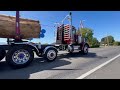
left=0, top=11, right=120, bottom=44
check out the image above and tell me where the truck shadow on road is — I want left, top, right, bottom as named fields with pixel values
left=0, top=58, right=72, bottom=79
left=59, top=52, right=108, bottom=60
left=0, top=52, right=107, bottom=79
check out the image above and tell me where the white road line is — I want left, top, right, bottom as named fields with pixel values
left=76, top=53, right=120, bottom=79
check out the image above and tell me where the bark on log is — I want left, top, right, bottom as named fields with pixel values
left=0, top=14, right=41, bottom=39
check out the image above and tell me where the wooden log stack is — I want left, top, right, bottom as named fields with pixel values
left=0, top=14, right=41, bottom=39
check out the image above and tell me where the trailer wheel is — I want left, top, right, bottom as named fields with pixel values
left=44, top=48, right=57, bottom=62
left=6, top=46, right=34, bottom=69
left=81, top=44, right=89, bottom=55
left=0, top=48, right=6, bottom=61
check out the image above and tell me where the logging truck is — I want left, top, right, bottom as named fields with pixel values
left=0, top=11, right=89, bottom=69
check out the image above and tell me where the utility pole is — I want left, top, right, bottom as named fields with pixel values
left=107, top=34, right=109, bottom=46
left=80, top=20, right=84, bottom=29
left=80, top=20, right=85, bottom=42
left=80, top=20, right=85, bottom=36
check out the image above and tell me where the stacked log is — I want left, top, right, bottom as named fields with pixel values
left=0, top=14, right=41, bottom=39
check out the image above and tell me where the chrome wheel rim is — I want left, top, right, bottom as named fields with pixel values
left=47, top=50, right=56, bottom=60
left=12, top=49, right=30, bottom=64
left=84, top=46, right=88, bottom=53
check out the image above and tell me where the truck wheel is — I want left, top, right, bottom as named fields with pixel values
left=44, top=48, right=57, bottom=62
left=6, top=46, right=34, bottom=69
left=81, top=45, right=89, bottom=55
left=0, top=48, right=6, bottom=61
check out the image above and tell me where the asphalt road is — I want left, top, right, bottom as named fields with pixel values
left=0, top=46, right=120, bottom=79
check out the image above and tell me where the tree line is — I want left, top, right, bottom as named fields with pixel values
left=77, top=28, right=120, bottom=48
left=101, top=36, right=120, bottom=46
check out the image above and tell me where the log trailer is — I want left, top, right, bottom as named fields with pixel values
left=0, top=11, right=89, bottom=69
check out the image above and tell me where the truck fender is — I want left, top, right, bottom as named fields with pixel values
left=43, top=46, right=58, bottom=55
left=82, top=43, right=89, bottom=50
left=27, top=43, right=40, bottom=53
left=13, top=42, right=40, bottom=54
left=81, top=43, right=90, bottom=50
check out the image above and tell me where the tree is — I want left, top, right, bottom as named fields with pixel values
left=107, top=36, right=115, bottom=45
left=91, top=37, right=100, bottom=47
left=77, top=27, right=100, bottom=48
left=101, top=35, right=115, bottom=46
left=101, top=37, right=106, bottom=44
left=77, top=28, right=94, bottom=46
left=114, top=41, right=120, bottom=46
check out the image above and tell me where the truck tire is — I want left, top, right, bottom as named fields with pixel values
left=43, top=48, right=57, bottom=62
left=6, top=46, right=34, bottom=69
left=81, top=44, right=89, bottom=55
left=0, top=48, right=6, bottom=61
